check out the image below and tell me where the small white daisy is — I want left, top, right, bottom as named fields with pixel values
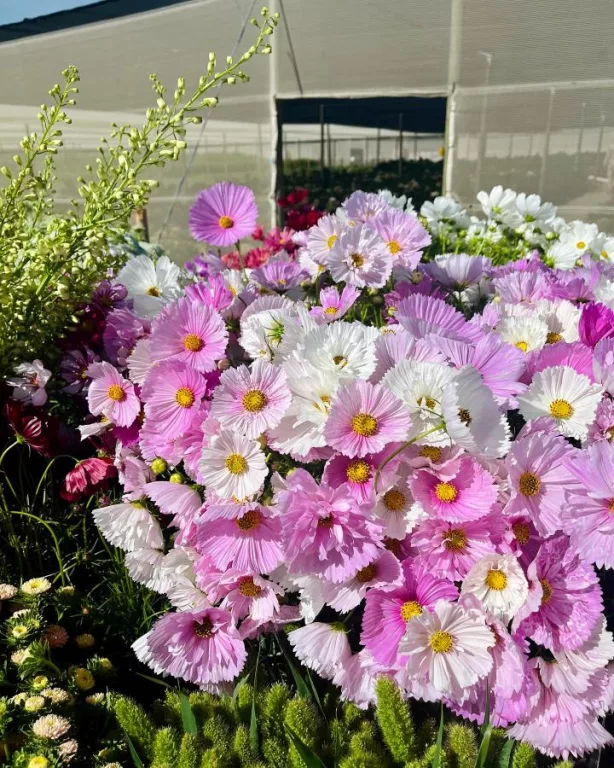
left=497, top=315, right=548, bottom=354
left=460, top=554, right=528, bottom=622
left=116, top=254, right=181, bottom=318
left=298, top=322, right=378, bottom=383
left=93, top=501, right=163, bottom=552
left=199, top=432, right=268, bottom=500
left=517, top=365, right=603, bottom=440
left=21, top=578, right=52, bottom=596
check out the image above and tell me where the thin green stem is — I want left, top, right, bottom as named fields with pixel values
left=374, top=422, right=446, bottom=493
left=10, top=510, right=68, bottom=585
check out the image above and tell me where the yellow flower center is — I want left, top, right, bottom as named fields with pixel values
left=485, top=569, right=508, bottom=591
left=346, top=459, right=371, bottom=484
left=146, top=286, right=160, bottom=297
left=518, top=471, right=541, bottom=497
left=318, top=513, right=334, bottom=528
left=549, top=399, right=574, bottom=419
left=400, top=600, right=423, bottom=622
left=515, top=341, right=528, bottom=353
left=512, top=521, right=531, bottom=545
left=242, top=389, right=268, bottom=412
left=540, top=579, right=553, bottom=604
left=355, top=563, right=378, bottom=583
left=183, top=333, right=204, bottom=352
left=419, top=446, right=442, bottom=462
left=175, top=387, right=195, bottom=408
left=239, top=578, right=263, bottom=598
left=546, top=332, right=562, bottom=345
left=193, top=617, right=214, bottom=638
left=327, top=234, right=337, bottom=249
left=107, top=384, right=125, bottom=402
left=351, top=253, right=365, bottom=268
left=219, top=215, right=234, bottom=229
left=387, top=240, right=402, bottom=255
left=324, top=306, right=338, bottom=315
left=576, top=240, right=586, bottom=250
left=607, top=499, right=614, bottom=513
left=435, top=482, right=458, bottom=503
left=444, top=528, right=467, bottom=551
left=418, top=395, right=437, bottom=409
left=351, top=413, right=379, bottom=437
left=225, top=453, right=248, bottom=475
left=235, top=509, right=262, bottom=530
left=429, top=630, right=454, bottom=654
left=383, top=488, right=406, bottom=511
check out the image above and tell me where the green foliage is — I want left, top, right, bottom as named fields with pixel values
left=177, top=733, right=201, bottom=768
left=152, top=727, right=180, bottom=767
left=446, top=723, right=477, bottom=768
left=114, top=696, right=156, bottom=762
left=0, top=8, right=279, bottom=375
left=283, top=697, right=324, bottom=767
left=375, top=676, right=418, bottom=763
left=511, top=742, right=537, bottom=768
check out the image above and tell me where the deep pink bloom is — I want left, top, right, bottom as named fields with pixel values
left=61, top=457, right=116, bottom=502
left=60, top=348, right=99, bottom=395
left=251, top=260, right=308, bottom=292
left=147, top=608, right=247, bottom=685
left=523, top=341, right=595, bottom=384
left=321, top=549, right=402, bottom=613
left=88, top=361, right=141, bottom=427
left=278, top=469, right=383, bottom=583
left=411, top=456, right=498, bottom=523
left=310, top=285, right=361, bottom=323
left=324, top=380, right=410, bottom=457
left=142, top=361, right=207, bottom=440
left=322, top=447, right=399, bottom=505
left=361, top=559, right=458, bottom=667
left=579, top=302, right=614, bottom=348
left=513, top=535, right=603, bottom=652
left=150, top=298, right=228, bottom=373
left=366, top=208, right=431, bottom=269
left=395, top=294, right=483, bottom=343
left=103, top=308, right=150, bottom=367
left=185, top=275, right=234, bottom=314
left=264, top=226, right=298, bottom=255
left=189, top=182, right=258, bottom=247
left=586, top=397, right=614, bottom=444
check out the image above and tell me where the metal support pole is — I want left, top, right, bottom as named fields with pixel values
left=398, top=112, right=404, bottom=176
left=319, top=103, right=325, bottom=179
left=376, top=128, right=381, bottom=163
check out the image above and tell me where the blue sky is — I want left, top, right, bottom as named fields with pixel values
left=0, top=1, right=96, bottom=25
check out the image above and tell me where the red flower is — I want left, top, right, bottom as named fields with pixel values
left=3, top=400, right=51, bottom=456
left=285, top=208, right=324, bottom=232
left=278, top=187, right=310, bottom=208
left=61, top=457, right=116, bottom=502
left=251, top=224, right=265, bottom=241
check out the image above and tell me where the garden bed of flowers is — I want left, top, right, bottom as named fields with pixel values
left=2, top=9, right=614, bottom=768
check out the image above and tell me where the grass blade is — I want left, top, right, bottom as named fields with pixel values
left=285, top=724, right=328, bottom=768
left=179, top=692, right=198, bottom=735
left=475, top=723, right=494, bottom=768
left=498, top=739, right=515, bottom=768
left=126, top=734, right=144, bottom=768
left=431, top=702, right=445, bottom=768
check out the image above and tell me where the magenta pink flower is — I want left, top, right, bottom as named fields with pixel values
left=278, top=469, right=383, bottom=583
left=196, top=505, right=283, bottom=574
left=411, top=455, right=498, bottom=523
left=148, top=608, right=246, bottom=685
left=411, top=513, right=505, bottom=581
left=189, top=182, right=258, bottom=247
left=321, top=549, right=402, bottom=613
left=322, top=448, right=399, bottom=505
left=395, top=294, right=483, bottom=343
left=87, top=361, right=141, bottom=427
left=578, top=302, right=614, bottom=348
left=149, top=297, right=227, bottom=373
left=310, top=285, right=361, bottom=323
left=513, top=535, right=603, bottom=652
left=366, top=208, right=431, bottom=269
left=142, top=361, right=207, bottom=439
left=505, top=431, right=579, bottom=537
left=324, top=380, right=410, bottom=458
left=210, top=360, right=291, bottom=439
left=61, top=457, right=116, bottom=502
left=361, top=559, right=458, bottom=667
left=219, top=572, right=284, bottom=623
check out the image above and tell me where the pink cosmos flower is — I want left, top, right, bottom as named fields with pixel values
left=185, top=274, right=234, bottom=314
left=310, top=285, right=361, bottom=323
left=263, top=226, right=298, bottom=255
left=196, top=505, right=283, bottom=574
left=586, top=396, right=614, bottom=444
left=219, top=572, right=285, bottom=623
left=103, top=308, right=150, bottom=367
left=288, top=622, right=352, bottom=679
left=210, top=360, right=291, bottom=439
left=142, top=361, right=207, bottom=439
left=505, top=431, right=579, bottom=537
left=147, top=607, right=247, bottom=685
left=189, top=182, right=258, bottom=247
left=7, top=359, right=51, bottom=406
left=370, top=329, right=446, bottom=383
left=278, top=469, right=383, bottom=583
left=144, top=481, right=203, bottom=542
left=60, top=348, right=100, bottom=395
left=411, top=455, right=498, bottom=523
left=342, top=191, right=389, bottom=222
left=563, top=440, right=614, bottom=568
left=250, top=259, right=307, bottom=292
left=425, top=253, right=491, bottom=290
left=593, top=337, right=614, bottom=395
left=523, top=340, right=595, bottom=384
left=366, top=208, right=431, bottom=269
left=411, top=513, right=505, bottom=581
left=399, top=599, right=495, bottom=702
left=322, top=447, right=399, bottom=505
left=395, top=294, right=483, bottom=343
left=320, top=549, right=402, bottom=613
left=361, top=560, right=458, bottom=667
left=513, top=535, right=603, bottom=652
left=324, top=380, right=410, bottom=458
left=61, top=457, right=116, bottom=502
left=327, top=225, right=392, bottom=288
left=149, top=298, right=228, bottom=373
left=578, top=302, right=614, bottom=348
left=87, top=361, right=141, bottom=427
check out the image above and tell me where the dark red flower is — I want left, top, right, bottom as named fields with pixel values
left=278, top=187, right=310, bottom=208
left=61, top=457, right=116, bottom=502
left=3, top=400, right=51, bottom=456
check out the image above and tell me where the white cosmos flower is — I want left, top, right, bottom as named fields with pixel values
left=298, top=322, right=378, bottom=382
left=116, top=254, right=181, bottom=318
left=93, top=501, right=163, bottom=552
left=267, top=357, right=340, bottom=457
left=199, top=431, right=268, bottom=500
left=534, top=300, right=581, bottom=344
left=477, top=186, right=517, bottom=221
left=545, top=239, right=579, bottom=270
left=239, top=296, right=314, bottom=363
left=517, top=365, right=603, bottom=441
left=373, top=463, right=426, bottom=538
left=381, top=360, right=455, bottom=444
left=127, top=338, right=155, bottom=385
left=460, top=554, right=528, bottom=622
left=124, top=548, right=166, bottom=591
left=442, top=366, right=511, bottom=458
left=306, top=214, right=346, bottom=266
left=497, top=315, right=548, bottom=354
left=327, top=224, right=392, bottom=288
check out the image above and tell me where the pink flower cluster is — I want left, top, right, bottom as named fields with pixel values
left=77, top=184, right=614, bottom=760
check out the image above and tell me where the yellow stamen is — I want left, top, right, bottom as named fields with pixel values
left=235, top=509, right=262, bottom=530
left=107, top=384, right=125, bottom=402
left=146, top=286, right=160, bottom=297
left=549, top=399, right=573, bottom=419
left=326, top=234, right=337, bottom=249
left=383, top=489, right=406, bottom=511
left=351, top=253, right=364, bottom=268
left=184, top=333, right=204, bottom=352
left=318, top=513, right=334, bottom=528
left=515, top=341, right=528, bottom=353
left=435, top=482, right=458, bottom=503
left=219, top=215, right=234, bottom=229
left=540, top=579, right=553, bottom=604
left=346, top=460, right=371, bottom=484
left=351, top=413, right=379, bottom=437
left=400, top=601, right=423, bottom=622
left=225, top=453, right=248, bottom=475
left=242, top=389, right=268, bottom=412
left=324, top=306, right=338, bottom=315
left=485, top=569, right=507, bottom=591
left=175, top=387, right=195, bottom=408
left=419, top=446, right=442, bottom=462
left=387, top=240, right=401, bottom=255
left=518, top=472, right=541, bottom=497
left=429, top=630, right=454, bottom=653
left=193, top=618, right=214, bottom=637
left=546, top=332, right=562, bottom=345
left=512, top=522, right=531, bottom=545
left=444, top=528, right=467, bottom=551
left=239, top=578, right=263, bottom=598
left=576, top=241, right=586, bottom=250
left=355, top=563, right=377, bottom=583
